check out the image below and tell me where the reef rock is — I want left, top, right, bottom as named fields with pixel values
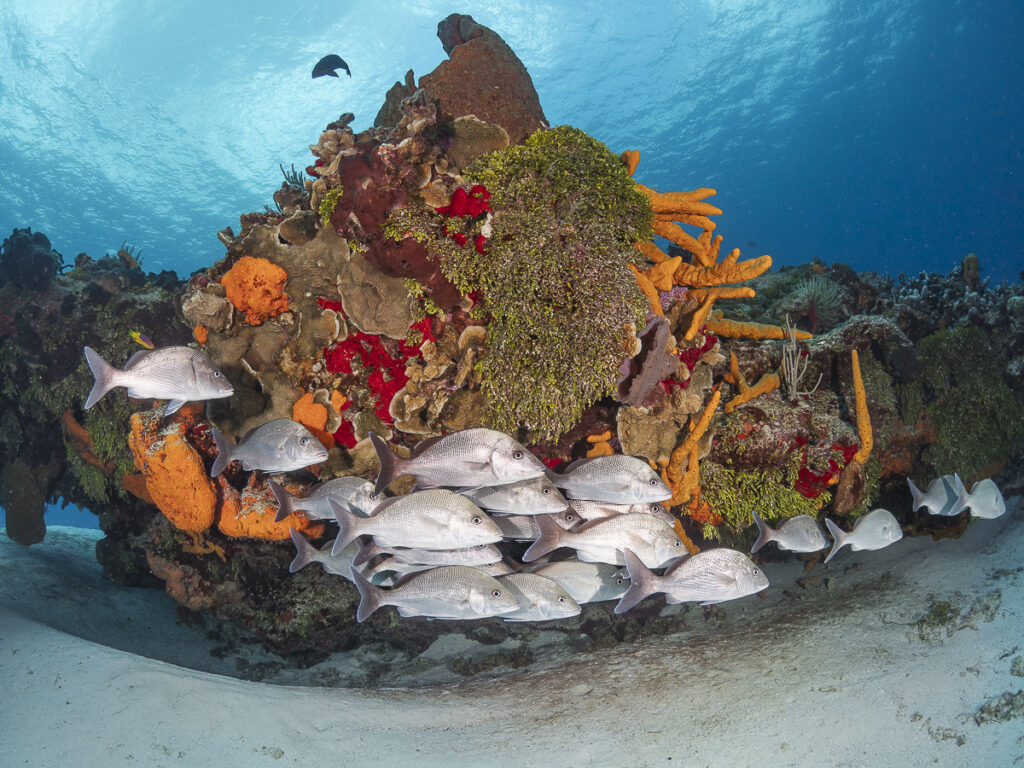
left=0, top=227, right=63, bottom=292
left=338, top=250, right=416, bottom=339
left=420, top=14, right=548, bottom=144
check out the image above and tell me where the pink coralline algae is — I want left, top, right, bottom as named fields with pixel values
left=661, top=333, right=719, bottom=392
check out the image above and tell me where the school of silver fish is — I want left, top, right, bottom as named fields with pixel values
left=81, top=344, right=1012, bottom=624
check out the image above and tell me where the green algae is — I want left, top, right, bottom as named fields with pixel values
left=318, top=185, right=344, bottom=229
left=387, top=125, right=653, bottom=440
left=897, top=325, right=1024, bottom=483
left=700, top=460, right=826, bottom=536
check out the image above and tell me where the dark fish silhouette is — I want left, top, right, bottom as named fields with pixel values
left=312, top=54, right=350, bottom=78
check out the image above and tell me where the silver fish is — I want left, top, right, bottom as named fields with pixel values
left=83, top=345, right=233, bottom=415
left=531, top=560, right=630, bottom=604
left=523, top=514, right=685, bottom=568
left=956, top=476, right=1006, bottom=519
left=288, top=529, right=358, bottom=579
left=493, top=514, right=541, bottom=540
left=824, top=508, right=903, bottom=564
left=332, top=489, right=502, bottom=556
left=357, top=540, right=502, bottom=568
left=367, top=557, right=515, bottom=585
left=455, top=476, right=568, bottom=515
left=498, top=573, right=581, bottom=622
left=270, top=476, right=377, bottom=522
left=567, top=498, right=674, bottom=525
left=615, top=547, right=769, bottom=613
left=210, top=418, right=328, bottom=476
left=349, top=565, right=520, bottom=622
left=750, top=510, right=828, bottom=554
left=547, top=455, right=672, bottom=503
left=369, top=429, right=546, bottom=496
left=907, top=475, right=966, bottom=516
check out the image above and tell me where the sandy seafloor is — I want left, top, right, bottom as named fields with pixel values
left=2, top=498, right=1023, bottom=768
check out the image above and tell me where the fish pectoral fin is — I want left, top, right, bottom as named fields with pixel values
left=163, top=399, right=187, bottom=416
left=467, top=589, right=487, bottom=615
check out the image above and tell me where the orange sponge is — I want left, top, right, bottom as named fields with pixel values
left=221, top=256, right=289, bottom=325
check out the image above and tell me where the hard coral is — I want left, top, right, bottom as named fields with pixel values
left=221, top=256, right=289, bottom=325
left=127, top=409, right=217, bottom=533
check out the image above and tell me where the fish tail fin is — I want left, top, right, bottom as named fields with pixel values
left=750, top=509, right=772, bottom=554
left=353, top=539, right=384, bottom=567
left=952, top=474, right=970, bottom=514
left=906, top=476, right=925, bottom=512
left=83, top=346, right=118, bottom=409
left=614, top=549, right=658, bottom=614
left=369, top=432, right=403, bottom=496
left=269, top=480, right=296, bottom=523
left=522, top=515, right=563, bottom=563
left=349, top=564, right=385, bottom=622
left=823, top=519, right=846, bottom=564
left=330, top=499, right=363, bottom=556
left=209, top=428, right=234, bottom=477
left=287, top=529, right=317, bottom=573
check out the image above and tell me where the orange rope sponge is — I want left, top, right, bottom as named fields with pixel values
left=215, top=475, right=324, bottom=540
left=127, top=410, right=217, bottom=533
left=851, top=349, right=873, bottom=464
left=628, top=263, right=664, bottom=317
left=705, top=311, right=812, bottom=341
left=661, top=386, right=721, bottom=506
left=724, top=351, right=781, bottom=413
left=221, top=256, right=289, bottom=325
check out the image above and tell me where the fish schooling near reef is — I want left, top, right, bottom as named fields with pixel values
left=82, top=345, right=233, bottom=415
left=210, top=418, right=328, bottom=476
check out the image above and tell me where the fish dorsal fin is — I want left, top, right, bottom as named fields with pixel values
left=368, top=495, right=407, bottom=515
left=123, top=349, right=151, bottom=369
left=561, top=457, right=595, bottom=474
left=411, top=435, right=444, bottom=458
left=240, top=425, right=261, bottom=444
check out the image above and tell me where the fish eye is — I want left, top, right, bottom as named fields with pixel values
left=673, top=540, right=681, bottom=547
left=491, top=589, right=502, bottom=598
left=558, top=596, right=566, bottom=603
left=472, top=516, right=483, bottom=525
left=476, top=544, right=486, bottom=549
left=513, top=450, right=524, bottom=460
left=299, top=437, right=309, bottom=445
left=649, top=478, right=658, bottom=486
left=752, top=568, right=760, bottom=576
left=542, top=487, right=551, bottom=495
left=213, top=371, right=221, bottom=377
left=615, top=576, right=625, bottom=585
left=565, top=513, right=576, bottom=522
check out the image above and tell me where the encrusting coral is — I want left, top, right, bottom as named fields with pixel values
left=220, top=255, right=290, bottom=325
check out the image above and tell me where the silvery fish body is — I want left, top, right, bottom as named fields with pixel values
left=369, top=558, right=514, bottom=586
left=83, top=345, right=233, bottom=415
left=359, top=540, right=502, bottom=569
left=959, top=477, right=1006, bottom=519
left=288, top=529, right=358, bottom=580
left=210, top=418, right=328, bottom=476
left=455, top=476, right=568, bottom=515
left=568, top=499, right=674, bottom=525
left=531, top=560, right=630, bottom=604
left=750, top=510, right=828, bottom=554
left=270, top=476, right=377, bottom=522
left=824, top=508, right=902, bottom=563
left=370, top=429, right=546, bottom=496
left=615, top=548, right=769, bottom=613
left=907, top=475, right=966, bottom=516
left=523, top=514, right=685, bottom=568
left=493, top=514, right=541, bottom=540
left=350, top=565, right=520, bottom=622
left=548, top=455, right=672, bottom=503
left=332, top=489, right=502, bottom=555
left=498, top=573, right=581, bottom=622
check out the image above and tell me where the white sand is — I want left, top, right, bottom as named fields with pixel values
left=2, top=500, right=1023, bottom=767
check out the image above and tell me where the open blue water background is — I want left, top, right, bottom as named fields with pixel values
left=1, top=0, right=1021, bottom=529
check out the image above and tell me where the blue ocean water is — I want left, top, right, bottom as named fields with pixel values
left=1, top=0, right=1020, bottom=285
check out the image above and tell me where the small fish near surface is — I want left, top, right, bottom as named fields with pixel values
left=210, top=419, right=328, bottom=476
left=530, top=560, right=630, bottom=604
left=954, top=476, right=1006, bottom=519
left=750, top=510, right=828, bottom=554
left=311, top=53, right=350, bottom=78
left=369, top=429, right=546, bottom=496
left=907, top=474, right=967, bottom=516
left=523, top=514, right=685, bottom=569
left=615, top=548, right=769, bottom=613
left=824, top=508, right=903, bottom=564
left=497, top=573, right=581, bottom=622
left=349, top=564, right=520, bottom=622
left=270, top=476, right=377, bottom=522
left=83, top=345, right=233, bottom=415
left=332, top=489, right=503, bottom=556
left=547, top=455, right=672, bottom=504
left=455, top=476, right=568, bottom=515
